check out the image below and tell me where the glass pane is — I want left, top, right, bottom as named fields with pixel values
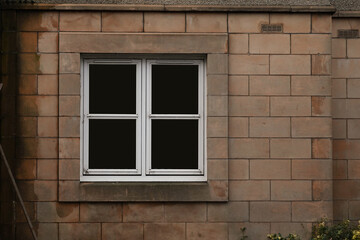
left=89, top=64, right=136, bottom=114
left=151, top=120, right=198, bottom=169
left=152, top=65, right=198, bottom=114
left=89, top=119, right=136, bottom=169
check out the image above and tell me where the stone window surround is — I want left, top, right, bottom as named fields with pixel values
left=58, top=32, right=229, bottom=202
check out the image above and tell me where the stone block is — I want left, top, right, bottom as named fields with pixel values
left=59, top=53, right=80, bottom=74
left=229, top=96, right=269, bottom=116
left=348, top=79, right=360, bottom=98
left=271, top=223, right=312, bottom=240
left=349, top=119, right=360, bottom=139
left=271, top=97, right=311, bottom=116
left=270, top=13, right=310, bottom=33
left=38, top=32, right=58, bottom=53
left=229, top=34, right=248, bottom=54
left=37, top=160, right=58, bottom=180
left=186, top=13, right=227, bottom=33
left=59, top=138, right=80, bottom=159
left=229, top=180, right=270, bottom=200
left=80, top=203, right=122, bottom=222
left=15, top=159, right=36, bottom=180
left=229, top=160, right=249, bottom=180
left=229, top=138, right=269, bottom=158
left=349, top=201, right=360, bottom=220
left=250, top=34, right=290, bottom=54
left=271, top=181, right=312, bottom=200
left=292, top=201, right=332, bottom=222
left=102, top=12, right=143, bottom=32
left=332, top=39, right=346, bottom=58
left=292, top=76, right=331, bottom=96
left=123, top=203, right=164, bottom=222
left=348, top=160, right=360, bottom=179
left=250, top=76, right=290, bottom=96
left=229, top=76, right=248, bottom=96
left=334, top=160, right=347, bottom=179
left=207, top=117, right=228, bottom=138
left=59, top=223, right=100, bottom=240
left=229, top=55, right=269, bottom=75
left=207, top=54, right=228, bottom=74
left=208, top=202, right=249, bottom=222
left=291, top=34, right=331, bottom=54
left=208, top=159, right=228, bottom=180
left=292, top=160, right=332, bottom=179
left=228, top=117, right=248, bottom=137
left=18, top=75, right=37, bottom=95
left=145, top=13, right=185, bottom=32
left=229, top=223, right=270, bottom=240
left=313, top=180, right=333, bottom=200
left=228, top=13, right=269, bottom=33
left=292, top=117, right=332, bottom=137
left=60, top=12, right=101, bottom=31
left=59, top=74, right=81, bottom=95
left=60, top=33, right=228, bottom=54
left=333, top=120, right=346, bottom=139
left=207, top=138, right=228, bottom=159
left=165, top=203, right=206, bottom=222
left=271, top=139, right=311, bottom=158
left=37, top=223, right=58, bottom=240
left=17, top=11, right=58, bottom=31
left=270, top=55, right=310, bottom=75
left=332, top=18, right=360, bottom=37
left=59, top=117, right=80, bottom=137
left=250, top=202, right=291, bottom=222
left=16, top=138, right=58, bottom=159
left=312, top=97, right=331, bottom=116
left=250, top=159, right=290, bottom=180
left=18, top=54, right=58, bottom=74
left=59, top=96, right=80, bottom=116
left=347, top=39, right=360, bottom=58
left=18, top=180, right=57, bottom=201
left=250, top=117, right=290, bottom=137
left=18, top=32, right=37, bottom=52
left=17, top=96, right=58, bottom=116
left=38, top=117, right=58, bottom=137
left=38, top=75, right=58, bottom=95
left=59, top=160, right=80, bottom=180
left=312, top=55, right=331, bottom=75
left=334, top=180, right=360, bottom=200
left=187, top=223, right=228, bottom=240
left=16, top=117, right=37, bottom=137
left=332, top=79, right=346, bottom=99
left=333, top=200, right=349, bottom=220
left=312, top=139, right=332, bottom=159
left=332, top=99, right=346, bottom=118
left=102, top=223, right=143, bottom=240
left=334, top=140, right=360, bottom=159
left=333, top=59, right=360, bottom=78
left=312, top=14, right=332, bottom=33
left=144, top=223, right=185, bottom=240
left=207, top=75, right=228, bottom=96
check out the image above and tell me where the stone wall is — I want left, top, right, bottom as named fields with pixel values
left=2, top=10, right=335, bottom=240
left=332, top=17, right=360, bottom=222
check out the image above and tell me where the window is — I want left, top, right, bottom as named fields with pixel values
left=81, top=57, right=206, bottom=182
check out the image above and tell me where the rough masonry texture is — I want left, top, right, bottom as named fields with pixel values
left=0, top=2, right=359, bottom=240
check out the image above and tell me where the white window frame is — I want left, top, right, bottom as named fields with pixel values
left=80, top=57, right=206, bottom=182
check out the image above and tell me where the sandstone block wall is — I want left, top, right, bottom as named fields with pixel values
left=332, top=17, right=360, bottom=222
left=1, top=10, right=336, bottom=240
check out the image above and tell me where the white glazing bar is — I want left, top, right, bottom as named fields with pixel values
left=149, top=114, right=200, bottom=119
left=87, top=114, right=138, bottom=119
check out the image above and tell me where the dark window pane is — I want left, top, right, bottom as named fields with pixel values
left=152, top=65, right=198, bottom=114
left=89, top=64, right=136, bottom=114
left=152, top=120, right=198, bottom=169
left=89, top=119, right=136, bottom=169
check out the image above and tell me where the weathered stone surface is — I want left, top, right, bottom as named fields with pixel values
left=144, top=223, right=185, bottom=240
left=186, top=13, right=227, bottom=33
left=271, top=139, right=311, bottom=158
left=102, top=223, right=143, bottom=240
left=80, top=203, right=122, bottom=222
left=165, top=203, right=206, bottom=222
left=60, top=12, right=101, bottom=31
left=229, top=180, right=270, bottom=201
left=17, top=11, right=58, bottom=31
left=102, top=12, right=143, bottom=32
left=250, top=202, right=291, bottom=222
left=60, top=33, right=228, bottom=53
left=187, top=223, right=228, bottom=240
left=145, top=13, right=185, bottom=32
left=228, top=13, right=269, bottom=33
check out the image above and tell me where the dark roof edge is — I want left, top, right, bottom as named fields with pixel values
left=333, top=11, right=360, bottom=17
left=1, top=3, right=336, bottom=13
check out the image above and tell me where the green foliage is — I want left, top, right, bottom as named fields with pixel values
left=267, top=233, right=301, bottom=240
left=312, top=219, right=360, bottom=240
left=240, top=227, right=248, bottom=240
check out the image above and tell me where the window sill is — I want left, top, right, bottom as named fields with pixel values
left=59, top=180, right=228, bottom=202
